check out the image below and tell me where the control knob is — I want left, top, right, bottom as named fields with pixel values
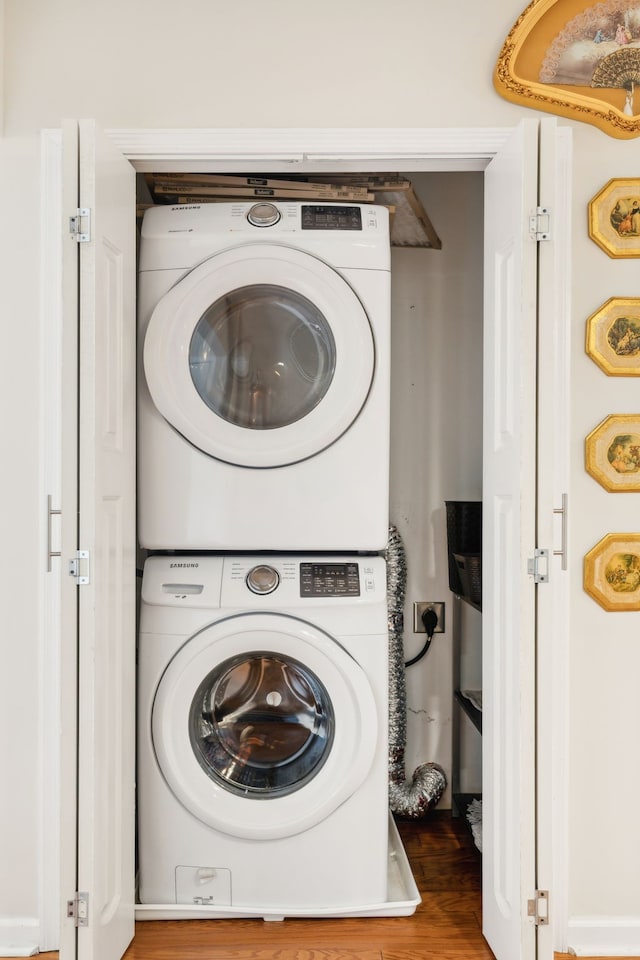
left=247, top=202, right=281, bottom=227
left=246, top=564, right=280, bottom=595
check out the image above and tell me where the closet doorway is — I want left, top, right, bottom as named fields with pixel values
left=49, top=120, right=571, bottom=960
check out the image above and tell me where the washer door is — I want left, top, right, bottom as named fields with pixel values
left=143, top=245, right=375, bottom=467
left=152, top=613, right=379, bottom=840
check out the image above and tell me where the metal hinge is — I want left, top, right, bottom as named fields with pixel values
left=67, top=891, right=89, bottom=927
left=529, top=206, right=551, bottom=241
left=528, top=548, right=549, bottom=583
left=527, top=889, right=549, bottom=925
left=69, top=549, right=90, bottom=585
left=69, top=207, right=91, bottom=242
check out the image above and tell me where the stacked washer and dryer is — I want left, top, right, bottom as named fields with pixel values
left=136, top=200, right=418, bottom=919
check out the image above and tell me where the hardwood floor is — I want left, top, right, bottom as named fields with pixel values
left=31, top=815, right=640, bottom=959
left=125, top=812, right=495, bottom=960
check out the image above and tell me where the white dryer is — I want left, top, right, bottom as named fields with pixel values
left=137, top=201, right=390, bottom=551
left=137, top=553, right=392, bottom=916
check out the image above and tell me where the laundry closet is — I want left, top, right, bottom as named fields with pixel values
left=51, top=120, right=569, bottom=960
left=131, top=167, right=483, bottom=914
left=127, top=159, right=495, bottom=915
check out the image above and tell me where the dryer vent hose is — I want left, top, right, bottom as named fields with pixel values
left=386, top=525, right=447, bottom=819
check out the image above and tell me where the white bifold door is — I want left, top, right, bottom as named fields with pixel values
left=57, top=119, right=567, bottom=960
left=483, top=118, right=570, bottom=960
left=59, top=119, right=137, bottom=960
left=482, top=121, right=538, bottom=960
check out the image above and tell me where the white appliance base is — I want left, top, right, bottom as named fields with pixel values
left=135, top=814, right=420, bottom=921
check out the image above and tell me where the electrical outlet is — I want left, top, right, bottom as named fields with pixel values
left=413, top=601, right=445, bottom=634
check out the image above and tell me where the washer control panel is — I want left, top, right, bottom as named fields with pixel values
left=300, top=562, right=360, bottom=597
left=220, top=555, right=383, bottom=606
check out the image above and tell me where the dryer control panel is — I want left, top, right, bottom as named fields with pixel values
left=300, top=205, right=362, bottom=231
left=138, top=201, right=390, bottom=275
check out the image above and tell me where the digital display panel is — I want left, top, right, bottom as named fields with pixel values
left=300, top=562, right=360, bottom=597
left=301, top=205, right=362, bottom=231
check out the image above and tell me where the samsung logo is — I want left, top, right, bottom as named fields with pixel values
left=171, top=205, right=201, bottom=211
left=169, top=562, right=200, bottom=568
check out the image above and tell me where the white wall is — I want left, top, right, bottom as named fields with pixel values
left=0, top=134, right=42, bottom=949
left=3, top=0, right=640, bottom=954
left=2, top=0, right=524, bottom=133
left=567, top=125, right=640, bottom=944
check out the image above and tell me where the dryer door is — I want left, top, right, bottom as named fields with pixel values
left=143, top=245, right=375, bottom=467
left=151, top=613, right=380, bottom=840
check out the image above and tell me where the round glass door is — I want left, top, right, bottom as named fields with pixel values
left=151, top=614, right=379, bottom=840
left=143, top=244, right=375, bottom=467
left=189, top=652, right=334, bottom=797
left=189, top=284, right=336, bottom=431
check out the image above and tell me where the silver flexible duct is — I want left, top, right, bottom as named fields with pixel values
left=387, top=525, right=447, bottom=818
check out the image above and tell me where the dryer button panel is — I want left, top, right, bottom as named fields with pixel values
left=299, top=561, right=360, bottom=597
left=301, top=205, right=362, bottom=230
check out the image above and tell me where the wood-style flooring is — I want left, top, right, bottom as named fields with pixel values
left=124, top=812, right=494, bottom=960
left=35, top=815, right=636, bottom=960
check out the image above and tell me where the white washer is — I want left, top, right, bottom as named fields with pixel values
left=137, top=553, right=390, bottom=915
left=137, top=201, right=391, bottom=551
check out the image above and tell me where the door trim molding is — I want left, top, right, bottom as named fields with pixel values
left=0, top=917, right=40, bottom=957
left=105, top=126, right=513, bottom=171
left=567, top=916, right=640, bottom=956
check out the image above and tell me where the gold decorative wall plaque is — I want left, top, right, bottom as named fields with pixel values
left=586, top=414, right=640, bottom=490
left=495, top=0, right=640, bottom=139
left=586, top=297, right=640, bottom=374
left=589, top=179, right=640, bottom=256
left=584, top=533, right=640, bottom=609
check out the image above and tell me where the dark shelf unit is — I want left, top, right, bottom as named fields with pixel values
left=454, top=689, right=482, bottom=733
left=451, top=594, right=482, bottom=838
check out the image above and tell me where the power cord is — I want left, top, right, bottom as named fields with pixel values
left=405, top=606, right=438, bottom=668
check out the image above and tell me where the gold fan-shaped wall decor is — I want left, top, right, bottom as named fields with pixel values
left=495, top=0, right=640, bottom=138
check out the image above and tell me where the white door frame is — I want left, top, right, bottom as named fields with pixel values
left=40, top=124, right=571, bottom=957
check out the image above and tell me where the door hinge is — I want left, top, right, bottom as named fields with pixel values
left=528, top=548, right=549, bottom=583
left=69, top=207, right=91, bottom=243
left=68, top=549, right=90, bottom=585
left=529, top=206, right=551, bottom=241
left=67, top=891, right=89, bottom=927
left=527, top=889, right=549, bottom=926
